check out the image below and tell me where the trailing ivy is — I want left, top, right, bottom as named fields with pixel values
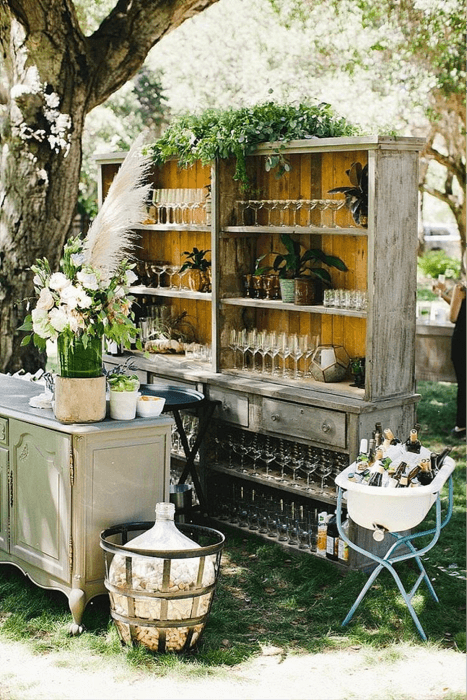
left=145, top=101, right=359, bottom=190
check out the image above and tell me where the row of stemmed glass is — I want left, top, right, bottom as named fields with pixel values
left=136, top=260, right=193, bottom=290
left=229, top=328, right=320, bottom=379
left=235, top=198, right=347, bottom=228
left=212, top=428, right=344, bottom=495
left=149, top=188, right=207, bottom=226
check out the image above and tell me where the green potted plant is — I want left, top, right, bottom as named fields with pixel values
left=328, top=162, right=368, bottom=227
left=179, top=247, right=211, bottom=292
left=267, top=233, right=347, bottom=304
left=107, top=372, right=141, bottom=420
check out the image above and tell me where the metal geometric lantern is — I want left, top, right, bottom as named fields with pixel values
left=310, top=345, right=350, bottom=383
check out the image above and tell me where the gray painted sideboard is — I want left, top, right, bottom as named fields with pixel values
left=0, top=374, right=172, bottom=633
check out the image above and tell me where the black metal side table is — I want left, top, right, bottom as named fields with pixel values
left=140, top=383, right=220, bottom=515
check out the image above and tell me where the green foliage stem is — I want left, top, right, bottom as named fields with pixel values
left=146, top=101, right=359, bottom=190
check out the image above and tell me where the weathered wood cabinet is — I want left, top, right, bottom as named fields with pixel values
left=98, top=136, right=423, bottom=567
left=0, top=375, right=172, bottom=629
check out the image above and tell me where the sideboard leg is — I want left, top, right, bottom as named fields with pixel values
left=68, top=588, right=86, bottom=635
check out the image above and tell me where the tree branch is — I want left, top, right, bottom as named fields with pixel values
left=425, top=145, right=466, bottom=188
left=85, top=0, right=219, bottom=111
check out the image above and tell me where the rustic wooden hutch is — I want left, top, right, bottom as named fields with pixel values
left=97, top=136, right=424, bottom=567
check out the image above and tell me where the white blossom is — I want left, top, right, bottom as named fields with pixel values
left=36, top=287, right=55, bottom=311
left=125, top=270, right=138, bottom=286
left=77, top=270, right=99, bottom=290
left=31, top=307, right=52, bottom=339
left=49, top=272, right=71, bottom=292
left=49, top=307, right=69, bottom=333
left=75, top=287, right=92, bottom=309
left=60, top=284, right=80, bottom=309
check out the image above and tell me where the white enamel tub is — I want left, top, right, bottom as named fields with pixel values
left=335, top=455, right=455, bottom=533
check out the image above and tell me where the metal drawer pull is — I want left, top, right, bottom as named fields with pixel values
left=321, top=421, right=332, bottom=433
left=271, top=414, right=280, bottom=422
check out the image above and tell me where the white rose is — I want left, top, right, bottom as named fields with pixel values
left=33, top=274, right=42, bottom=287
left=49, top=272, right=71, bottom=292
left=49, top=307, right=69, bottom=333
left=75, top=287, right=92, bottom=309
left=60, top=285, right=79, bottom=309
left=77, top=270, right=99, bottom=290
left=36, top=287, right=55, bottom=311
left=125, top=270, right=138, bottom=286
left=71, top=253, right=86, bottom=267
left=31, top=307, right=51, bottom=339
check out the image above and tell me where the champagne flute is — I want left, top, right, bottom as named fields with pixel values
left=229, top=329, right=239, bottom=369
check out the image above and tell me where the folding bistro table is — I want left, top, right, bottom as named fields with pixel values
left=141, top=383, right=220, bottom=515
left=335, top=456, right=456, bottom=640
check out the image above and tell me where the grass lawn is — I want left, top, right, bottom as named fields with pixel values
left=0, top=380, right=464, bottom=673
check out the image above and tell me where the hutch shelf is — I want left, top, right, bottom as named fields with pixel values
left=97, top=135, right=424, bottom=568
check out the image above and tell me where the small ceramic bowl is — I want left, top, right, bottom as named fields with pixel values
left=136, top=395, right=166, bottom=418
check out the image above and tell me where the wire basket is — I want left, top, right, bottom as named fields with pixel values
left=100, top=521, right=224, bottom=653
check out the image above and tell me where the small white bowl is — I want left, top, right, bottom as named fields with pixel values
left=136, top=395, right=166, bottom=418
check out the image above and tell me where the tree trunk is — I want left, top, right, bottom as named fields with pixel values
left=0, top=0, right=218, bottom=373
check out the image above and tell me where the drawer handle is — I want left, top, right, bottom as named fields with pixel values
left=321, top=421, right=332, bottom=434
left=222, top=402, right=231, bottom=413
left=271, top=414, right=280, bottom=422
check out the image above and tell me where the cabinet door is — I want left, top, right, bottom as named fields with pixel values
left=77, top=425, right=170, bottom=583
left=0, top=447, right=8, bottom=552
left=9, top=420, right=72, bottom=583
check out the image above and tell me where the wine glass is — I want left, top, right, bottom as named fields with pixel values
left=260, top=436, right=276, bottom=480
left=290, top=333, right=307, bottom=379
left=248, top=433, right=263, bottom=476
left=278, top=331, right=291, bottom=377
left=275, top=439, right=291, bottom=483
left=258, top=330, right=272, bottom=374
left=229, top=329, right=239, bottom=369
left=300, top=447, right=320, bottom=491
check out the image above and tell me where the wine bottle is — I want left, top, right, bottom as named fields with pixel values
left=387, top=461, right=407, bottom=487
left=407, top=465, right=421, bottom=486
left=396, top=475, right=409, bottom=488
left=418, top=458, right=434, bottom=485
left=338, top=517, right=349, bottom=562
left=368, top=462, right=385, bottom=487
left=356, top=438, right=369, bottom=463
left=326, top=512, right=339, bottom=561
left=405, top=428, right=421, bottom=454
left=374, top=423, right=383, bottom=447
left=368, top=437, right=376, bottom=464
left=436, top=447, right=452, bottom=471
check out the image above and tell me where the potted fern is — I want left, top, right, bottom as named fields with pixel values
left=179, top=247, right=211, bottom=292
left=268, top=233, right=347, bottom=304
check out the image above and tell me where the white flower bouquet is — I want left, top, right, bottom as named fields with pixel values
left=20, top=235, right=140, bottom=351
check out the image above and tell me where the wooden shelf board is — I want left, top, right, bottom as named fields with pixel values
left=134, top=223, right=211, bottom=232
left=223, top=226, right=367, bottom=236
left=131, top=285, right=212, bottom=301
left=221, top=297, right=366, bottom=317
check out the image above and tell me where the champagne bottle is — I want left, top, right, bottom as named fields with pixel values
left=387, top=461, right=407, bottom=487
left=418, top=458, right=434, bottom=485
left=435, top=446, right=452, bottom=471
left=338, top=517, right=349, bottom=562
left=407, top=465, right=421, bottom=486
left=405, top=428, right=421, bottom=454
left=368, top=462, right=385, bottom=487
left=368, top=437, right=376, bottom=464
left=396, top=475, right=409, bottom=488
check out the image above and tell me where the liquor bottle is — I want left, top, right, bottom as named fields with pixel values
left=326, top=512, right=339, bottom=561
left=405, top=428, right=421, bottom=454
left=316, top=512, right=328, bottom=557
left=396, top=475, right=409, bottom=488
left=418, top=458, right=434, bottom=485
left=338, top=517, right=349, bottom=563
left=367, top=437, right=376, bottom=464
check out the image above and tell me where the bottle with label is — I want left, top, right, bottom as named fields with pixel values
left=405, top=428, right=421, bottom=454
left=326, top=512, right=339, bottom=561
left=356, top=438, right=369, bottom=463
left=418, top=458, right=434, bottom=485
left=407, top=464, right=421, bottom=486
left=396, top=475, right=409, bottom=488
left=316, top=512, right=328, bottom=557
left=387, top=461, right=407, bottom=487
left=338, top=517, right=349, bottom=563
left=368, top=462, right=385, bottom=487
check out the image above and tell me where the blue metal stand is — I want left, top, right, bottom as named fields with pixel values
left=336, top=477, right=454, bottom=640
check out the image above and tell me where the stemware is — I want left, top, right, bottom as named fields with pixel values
left=290, top=334, right=307, bottom=379
left=248, top=433, right=263, bottom=476
left=229, top=329, right=239, bottom=369
left=275, top=439, right=291, bottom=483
left=300, top=447, right=320, bottom=491
left=258, top=330, right=272, bottom=374
left=260, top=437, right=276, bottom=480
left=268, top=330, right=281, bottom=376
left=278, top=331, right=291, bottom=377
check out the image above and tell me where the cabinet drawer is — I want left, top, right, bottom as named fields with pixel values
left=0, top=417, right=8, bottom=446
left=261, top=398, right=346, bottom=448
left=207, top=387, right=249, bottom=427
